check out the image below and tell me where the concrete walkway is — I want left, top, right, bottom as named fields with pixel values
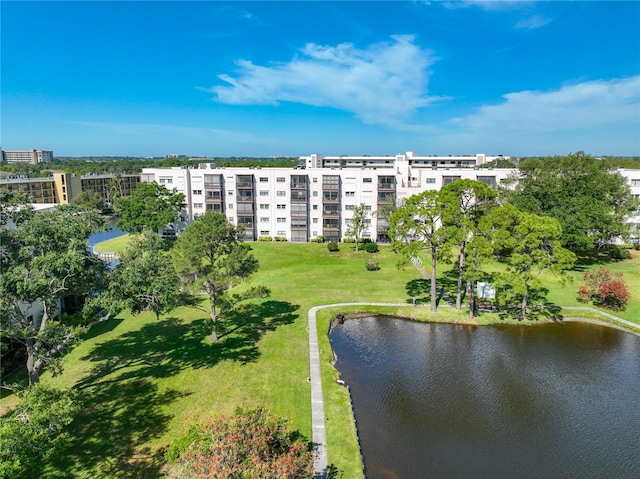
left=307, top=302, right=639, bottom=477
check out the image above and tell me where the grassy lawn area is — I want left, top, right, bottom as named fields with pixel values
left=1, top=238, right=638, bottom=478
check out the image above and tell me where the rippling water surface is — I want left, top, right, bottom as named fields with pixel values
left=329, top=317, right=640, bottom=479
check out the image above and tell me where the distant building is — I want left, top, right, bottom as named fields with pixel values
left=0, top=172, right=140, bottom=204
left=0, top=147, right=53, bottom=164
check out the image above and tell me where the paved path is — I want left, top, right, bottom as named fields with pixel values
left=307, top=302, right=639, bottom=477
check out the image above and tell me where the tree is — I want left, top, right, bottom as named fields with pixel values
left=578, top=267, right=631, bottom=311
left=389, top=190, right=449, bottom=312
left=0, top=385, right=78, bottom=479
left=500, top=152, right=639, bottom=249
left=165, top=404, right=313, bottom=478
left=71, top=190, right=104, bottom=212
left=115, top=182, right=185, bottom=234
left=346, top=203, right=369, bottom=252
left=441, top=179, right=496, bottom=310
left=483, top=204, right=577, bottom=320
left=99, top=231, right=182, bottom=320
left=172, top=212, right=266, bottom=342
left=0, top=205, right=109, bottom=385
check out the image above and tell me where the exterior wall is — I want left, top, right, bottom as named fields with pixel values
left=80, top=174, right=140, bottom=203
left=0, top=149, right=53, bottom=164
left=141, top=162, right=516, bottom=242
left=620, top=169, right=640, bottom=243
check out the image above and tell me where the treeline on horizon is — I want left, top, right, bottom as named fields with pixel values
left=1, top=153, right=639, bottom=178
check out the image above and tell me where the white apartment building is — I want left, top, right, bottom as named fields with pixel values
left=0, top=147, right=54, bottom=164
left=141, top=152, right=516, bottom=243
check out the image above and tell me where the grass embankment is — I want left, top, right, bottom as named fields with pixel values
left=2, top=239, right=638, bottom=478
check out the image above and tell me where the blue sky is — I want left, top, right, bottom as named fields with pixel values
left=2, top=1, right=639, bottom=157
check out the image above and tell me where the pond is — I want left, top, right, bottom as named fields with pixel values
left=88, top=221, right=126, bottom=268
left=329, top=317, right=640, bottom=479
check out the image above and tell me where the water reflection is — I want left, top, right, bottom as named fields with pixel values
left=330, top=317, right=640, bottom=479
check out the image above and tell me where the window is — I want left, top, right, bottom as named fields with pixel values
left=260, top=177, right=268, bottom=182
left=277, top=204, right=286, bottom=210
left=277, top=217, right=287, bottom=223
left=291, top=204, right=307, bottom=214
left=363, top=178, right=372, bottom=183
left=277, top=230, right=286, bottom=236
left=291, top=217, right=307, bottom=227
left=260, top=204, right=269, bottom=210
left=323, top=176, right=339, bottom=188
left=194, top=203, right=203, bottom=208
left=631, top=179, right=640, bottom=187
left=206, top=190, right=221, bottom=200
left=345, top=205, right=355, bottom=210
left=313, top=218, right=318, bottom=224
left=313, top=205, right=318, bottom=210
left=277, top=190, right=286, bottom=196
left=425, top=178, right=436, bottom=184
left=276, top=177, right=286, bottom=183
left=443, top=176, right=461, bottom=186
left=237, top=203, right=254, bottom=214
left=260, top=217, right=269, bottom=223
left=259, top=190, right=269, bottom=196
left=193, top=189, right=202, bottom=195
left=228, top=191, right=234, bottom=195
left=313, top=191, right=318, bottom=197
left=260, top=230, right=270, bottom=235
left=159, top=177, right=173, bottom=184
left=345, top=192, right=355, bottom=197
left=228, top=204, right=234, bottom=210
left=312, top=177, right=318, bottom=183
left=476, top=176, right=496, bottom=188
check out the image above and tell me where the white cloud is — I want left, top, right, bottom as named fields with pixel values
left=209, top=35, right=437, bottom=128
left=443, top=0, right=533, bottom=11
left=451, top=76, right=640, bottom=133
left=514, top=14, right=552, bottom=30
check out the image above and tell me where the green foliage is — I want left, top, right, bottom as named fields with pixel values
left=70, top=190, right=104, bottom=212
left=164, top=404, right=313, bottom=478
left=172, top=212, right=263, bottom=342
left=273, top=236, right=288, bottom=242
left=0, top=205, right=109, bottom=384
left=500, top=152, right=639, bottom=249
left=365, top=259, right=379, bottom=271
left=310, top=235, right=324, bottom=243
left=0, top=188, right=34, bottom=226
left=483, top=204, right=577, bottom=320
left=604, top=245, right=631, bottom=260
left=364, top=242, right=379, bottom=253
left=389, top=190, right=449, bottom=312
left=0, top=385, right=78, bottom=479
left=258, top=235, right=273, bottom=242
left=327, top=241, right=339, bottom=252
left=115, top=182, right=185, bottom=234
left=97, top=231, right=182, bottom=320
left=346, top=203, right=369, bottom=252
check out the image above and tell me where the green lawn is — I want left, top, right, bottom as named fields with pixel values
left=2, top=239, right=638, bottom=478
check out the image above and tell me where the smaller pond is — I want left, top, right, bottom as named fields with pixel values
left=88, top=221, right=126, bottom=268
left=330, top=316, right=640, bottom=479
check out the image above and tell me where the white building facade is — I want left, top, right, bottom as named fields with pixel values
left=141, top=152, right=517, bottom=243
left=0, top=147, right=54, bottom=164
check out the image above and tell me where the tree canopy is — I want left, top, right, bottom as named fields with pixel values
left=346, top=203, right=370, bottom=252
left=0, top=205, right=109, bottom=385
left=499, top=152, right=639, bottom=249
left=172, top=212, right=266, bottom=342
left=115, top=182, right=185, bottom=234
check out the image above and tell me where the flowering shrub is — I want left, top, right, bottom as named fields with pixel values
left=594, top=280, right=631, bottom=311
left=577, top=267, right=630, bottom=311
left=165, top=405, right=313, bottom=479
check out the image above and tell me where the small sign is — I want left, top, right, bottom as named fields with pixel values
left=477, top=282, right=496, bottom=299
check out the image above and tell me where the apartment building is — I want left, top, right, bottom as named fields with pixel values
left=0, top=147, right=53, bottom=165
left=0, top=172, right=140, bottom=204
left=141, top=152, right=516, bottom=243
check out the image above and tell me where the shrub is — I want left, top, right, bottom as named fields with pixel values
left=364, top=242, right=379, bottom=253
left=273, top=236, right=288, bottom=242
left=578, top=267, right=630, bottom=311
left=342, top=237, right=355, bottom=243
left=311, top=236, right=324, bottom=243
left=366, top=259, right=379, bottom=271
left=594, top=280, right=631, bottom=311
left=606, top=245, right=631, bottom=260
left=165, top=405, right=313, bottom=478
left=258, top=236, right=272, bottom=242
left=327, top=241, right=339, bottom=252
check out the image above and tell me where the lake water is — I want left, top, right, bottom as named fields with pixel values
left=329, top=317, right=640, bottom=479
left=88, top=221, right=126, bottom=268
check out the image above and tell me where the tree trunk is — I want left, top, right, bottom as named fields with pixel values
left=456, top=243, right=466, bottom=310
left=430, top=245, right=438, bottom=313
left=25, top=339, right=40, bottom=385
left=209, top=291, right=219, bottom=343
left=468, top=280, right=475, bottom=321
left=520, top=275, right=529, bottom=321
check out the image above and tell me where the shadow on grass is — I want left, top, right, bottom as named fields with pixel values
left=495, top=288, right=564, bottom=322
left=45, top=300, right=299, bottom=478
left=405, top=278, right=430, bottom=305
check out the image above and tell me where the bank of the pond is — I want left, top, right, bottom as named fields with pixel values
left=330, top=316, right=640, bottom=478
left=312, top=303, right=639, bottom=478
